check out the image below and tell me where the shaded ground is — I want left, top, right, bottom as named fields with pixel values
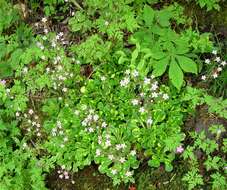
left=46, top=163, right=187, bottom=190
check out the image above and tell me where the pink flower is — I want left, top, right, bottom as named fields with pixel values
left=0, top=80, right=6, bottom=85
left=176, top=145, right=184, bottom=153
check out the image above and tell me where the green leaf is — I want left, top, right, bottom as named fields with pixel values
left=157, top=10, right=172, bottom=27
left=169, top=58, right=183, bottom=89
left=176, top=56, right=197, bottom=74
left=152, top=56, right=169, bottom=77
left=165, top=162, right=173, bottom=172
left=143, top=5, right=155, bottom=27
left=148, top=158, right=160, bottom=168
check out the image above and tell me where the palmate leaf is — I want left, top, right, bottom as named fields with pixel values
left=143, top=5, right=155, bottom=27
left=169, top=58, right=183, bottom=90
left=152, top=56, right=169, bottom=77
left=176, top=55, right=197, bottom=74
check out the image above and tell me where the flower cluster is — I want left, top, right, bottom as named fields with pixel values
left=201, top=49, right=226, bottom=81
left=79, top=108, right=107, bottom=133
left=120, top=69, right=169, bottom=126
left=16, top=109, right=42, bottom=138
left=57, top=165, right=75, bottom=184
left=94, top=131, right=139, bottom=183
left=51, top=121, right=68, bottom=148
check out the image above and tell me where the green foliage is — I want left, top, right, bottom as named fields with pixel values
left=0, top=0, right=226, bottom=189
left=182, top=168, right=204, bottom=190
left=192, top=0, right=221, bottom=11
left=182, top=125, right=226, bottom=190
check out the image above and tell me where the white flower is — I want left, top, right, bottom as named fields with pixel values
left=144, top=77, right=150, bottom=85
left=139, top=107, right=145, bottom=113
left=106, top=134, right=110, bottom=139
left=108, top=154, right=114, bottom=160
left=151, top=83, right=158, bottom=91
left=57, top=121, right=61, bottom=127
left=140, top=93, right=145, bottom=97
left=212, top=73, right=218, bottom=78
left=37, top=132, right=41, bottom=137
left=41, top=17, right=47, bottom=23
left=93, top=114, right=99, bottom=121
left=56, top=35, right=60, bottom=40
left=41, top=55, right=46, bottom=60
left=163, top=93, right=169, bottom=100
left=120, top=77, right=130, bottom=87
left=23, top=67, right=28, bottom=73
left=104, top=21, right=109, bottom=26
left=132, top=70, right=139, bottom=77
left=150, top=75, right=155, bottom=79
left=221, top=61, right=226, bottom=66
left=60, top=144, right=64, bottom=148
left=101, top=76, right=106, bottom=81
left=215, top=57, right=221, bottom=62
left=16, top=112, right=20, bottom=117
left=201, top=75, right=206, bottom=80
left=111, top=169, right=117, bottom=175
left=51, top=42, right=56, bottom=48
left=63, top=137, right=68, bottom=142
left=152, top=92, right=158, bottom=98
left=205, top=59, right=210, bottom=64
left=147, top=118, right=153, bottom=125
left=116, top=144, right=121, bottom=150
left=22, top=143, right=27, bottom=149
left=44, top=28, right=48, bottom=34
left=105, top=139, right=111, bottom=147
left=130, top=150, right=136, bottom=156
left=101, top=122, right=107, bottom=128
left=65, top=175, right=69, bottom=179
left=59, top=174, right=64, bottom=179
left=28, top=109, right=34, bottom=115
left=88, top=127, right=94, bottom=133
left=125, top=70, right=130, bottom=75
left=131, top=99, right=139, bottom=106
left=125, top=171, right=133, bottom=177
left=42, top=36, right=47, bottom=40
left=62, top=87, right=68, bottom=92
left=120, top=143, right=126, bottom=149
left=119, top=157, right=125, bottom=163
left=217, top=67, right=222, bottom=72
left=212, top=50, right=217, bottom=55
left=96, top=149, right=101, bottom=156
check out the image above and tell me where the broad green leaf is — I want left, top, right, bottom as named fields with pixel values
left=169, top=58, right=183, bottom=89
left=152, top=56, right=169, bottom=77
left=157, top=10, right=172, bottom=27
left=174, top=39, right=189, bottom=54
left=176, top=55, right=197, bottom=74
left=131, top=48, right=139, bottom=65
left=143, top=5, right=155, bottom=27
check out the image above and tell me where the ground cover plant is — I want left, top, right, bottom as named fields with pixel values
left=0, top=0, right=226, bottom=189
